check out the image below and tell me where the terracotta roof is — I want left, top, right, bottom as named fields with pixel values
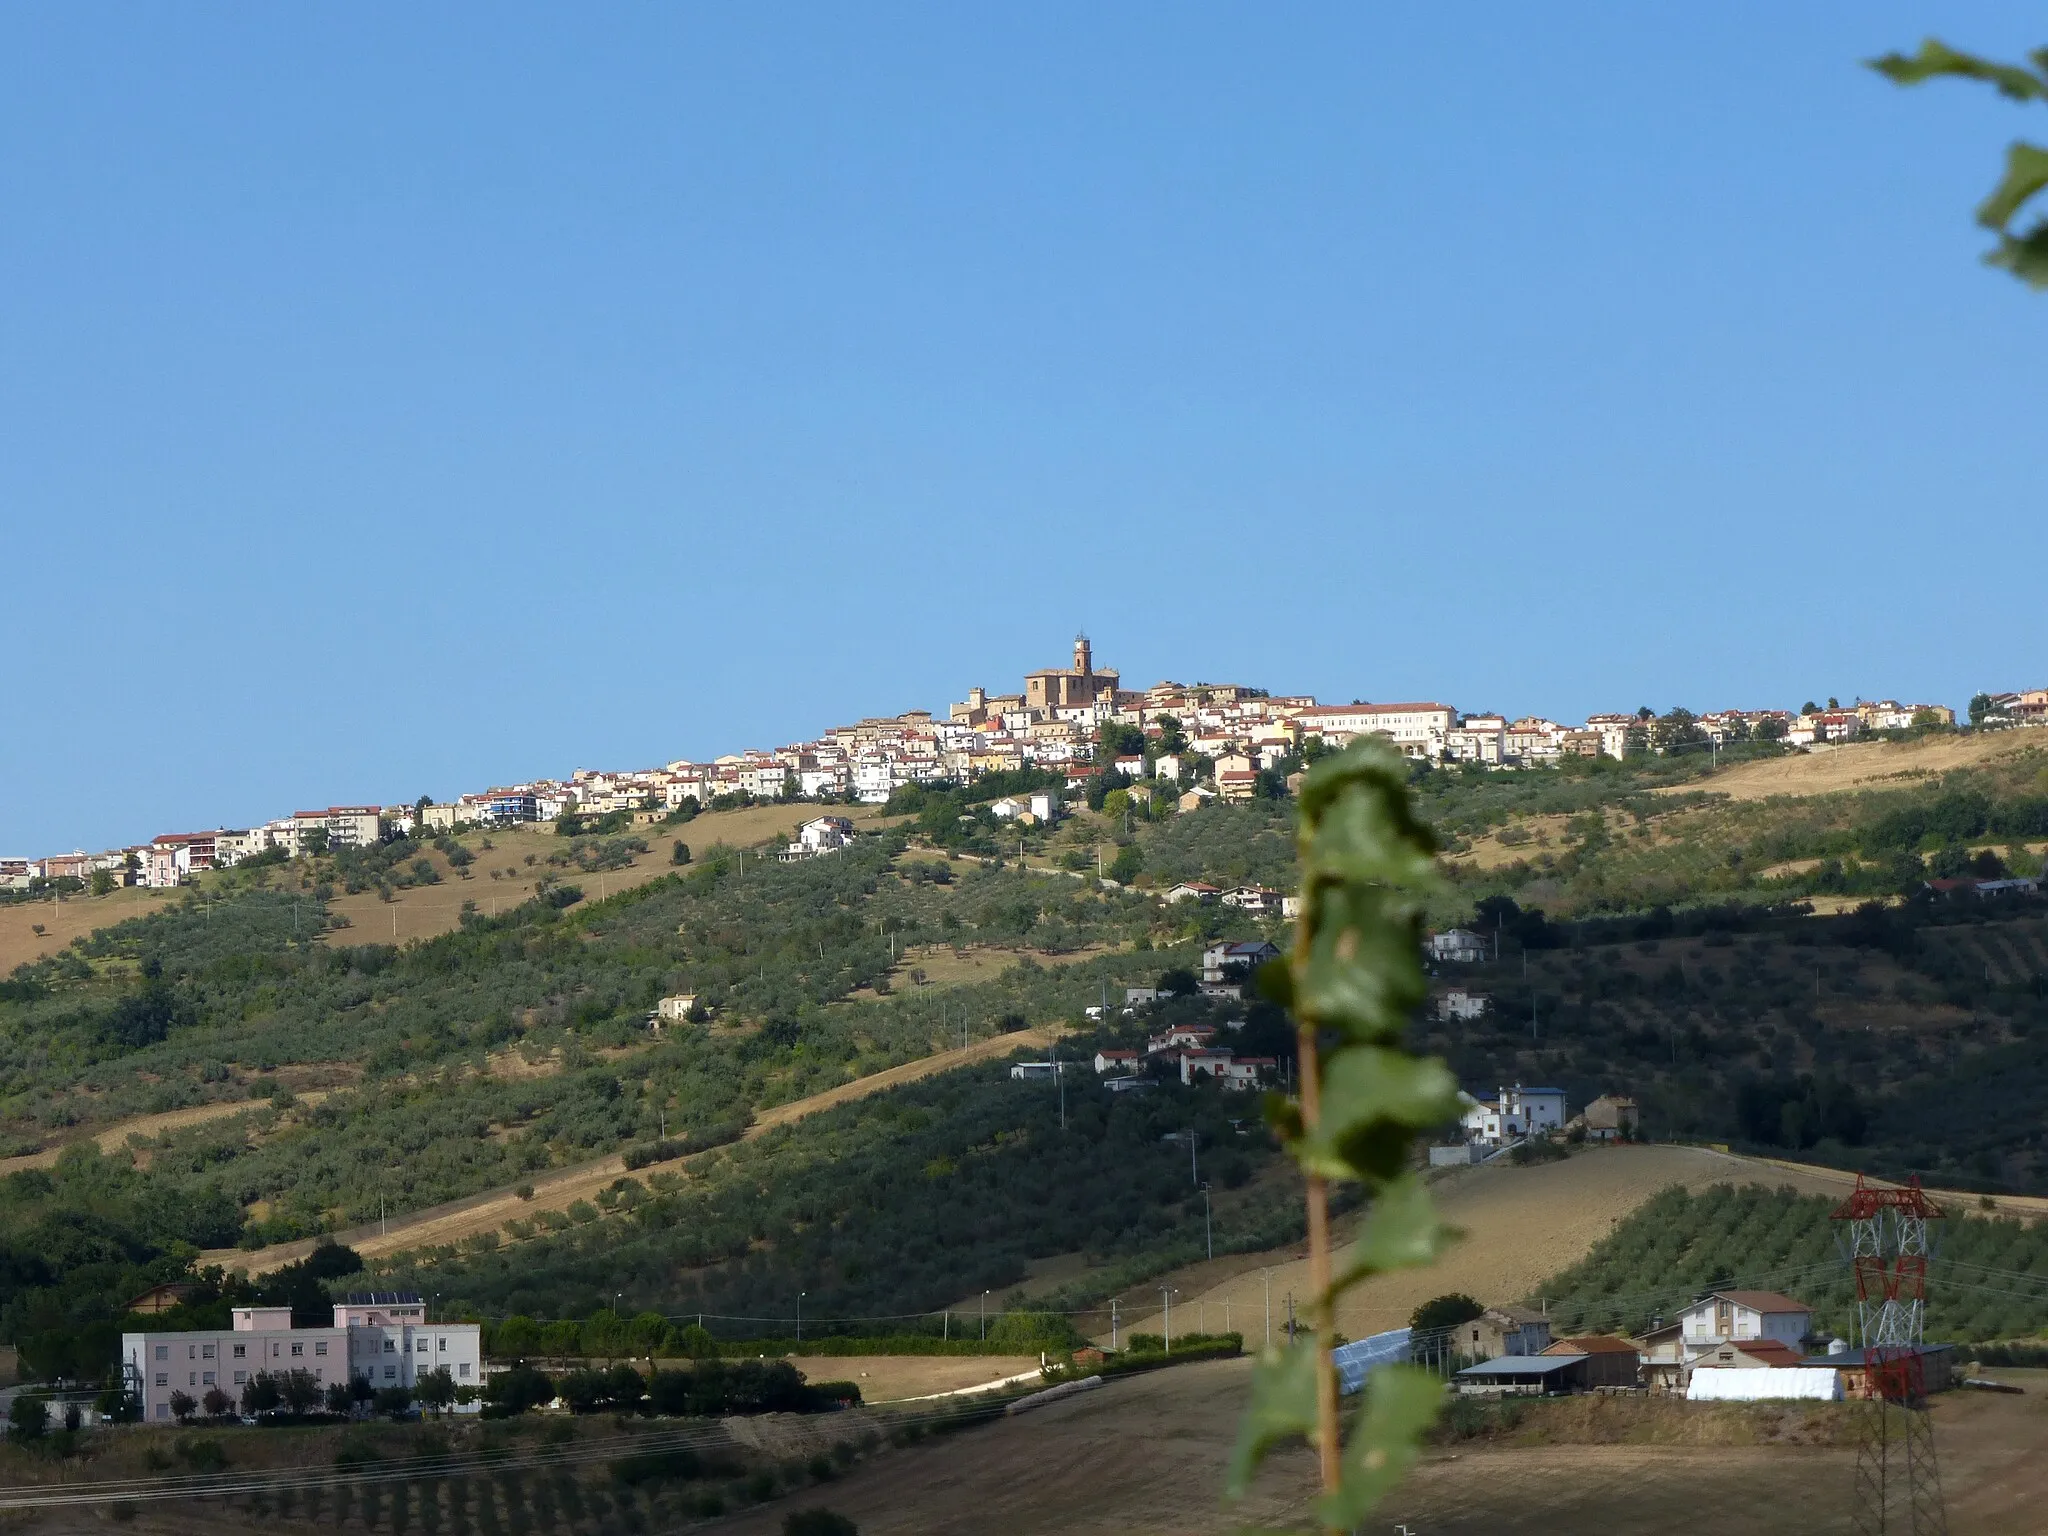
left=1546, top=1335, right=1638, bottom=1355
left=1699, top=1290, right=1812, bottom=1315
left=1708, top=1340, right=1806, bottom=1368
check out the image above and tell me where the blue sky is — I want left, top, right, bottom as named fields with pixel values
left=4, top=4, right=2043, bottom=853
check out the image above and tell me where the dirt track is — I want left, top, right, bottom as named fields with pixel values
left=207, top=1026, right=1066, bottom=1275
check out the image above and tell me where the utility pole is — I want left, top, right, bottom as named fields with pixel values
left=1055, top=1039, right=1066, bottom=1130
left=1160, top=1287, right=1176, bottom=1353
left=1285, top=1291, right=1296, bottom=1342
left=1202, top=1183, right=1213, bottom=1260
left=980, top=1290, right=989, bottom=1341
left=1111, top=1298, right=1119, bottom=1350
left=1188, top=1129, right=1199, bottom=1187
left=1263, top=1269, right=1272, bottom=1346
left=797, top=1291, right=804, bottom=1343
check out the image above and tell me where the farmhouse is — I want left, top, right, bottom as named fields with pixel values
left=1679, top=1290, right=1813, bottom=1351
left=1457, top=1305, right=1552, bottom=1359
left=1428, top=928, right=1488, bottom=964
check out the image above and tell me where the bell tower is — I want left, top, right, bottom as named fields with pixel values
left=1073, top=633, right=1092, bottom=679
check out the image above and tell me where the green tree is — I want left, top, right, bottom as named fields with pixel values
left=1108, top=845, right=1143, bottom=885
left=1873, top=40, right=2048, bottom=286
left=1409, top=1293, right=1485, bottom=1334
left=9, top=1394, right=48, bottom=1441
left=169, top=1389, right=197, bottom=1423
left=89, top=869, right=117, bottom=897
left=671, top=841, right=692, bottom=866
left=416, top=1367, right=457, bottom=1415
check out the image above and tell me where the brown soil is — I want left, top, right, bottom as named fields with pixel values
left=707, top=1356, right=2048, bottom=1536
left=206, top=1026, right=1068, bottom=1275
left=0, top=886, right=177, bottom=970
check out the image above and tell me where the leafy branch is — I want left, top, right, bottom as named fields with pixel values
left=1872, top=39, right=2048, bottom=287
left=1229, top=742, right=1461, bottom=1531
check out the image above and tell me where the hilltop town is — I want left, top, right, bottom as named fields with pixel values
left=4, top=633, right=2009, bottom=895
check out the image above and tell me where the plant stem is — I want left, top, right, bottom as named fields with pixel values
left=1296, top=1016, right=1341, bottom=1516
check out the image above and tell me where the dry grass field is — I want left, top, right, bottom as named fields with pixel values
left=780, top=1354, right=1043, bottom=1403
left=1656, top=729, right=2044, bottom=803
left=207, top=1025, right=1069, bottom=1276
left=321, top=805, right=890, bottom=948
left=1105, top=1144, right=1855, bottom=1345
left=0, top=885, right=176, bottom=970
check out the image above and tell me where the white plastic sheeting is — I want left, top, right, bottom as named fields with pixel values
left=1686, top=1367, right=1841, bottom=1402
left=1333, top=1328, right=1413, bottom=1395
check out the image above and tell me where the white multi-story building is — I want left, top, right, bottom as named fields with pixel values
left=1459, top=1084, right=1568, bottom=1145
left=123, top=1292, right=482, bottom=1423
left=1292, top=703, right=1456, bottom=759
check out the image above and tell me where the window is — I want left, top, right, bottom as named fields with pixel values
left=156, top=1404, right=170, bottom=1420
left=201, top=1344, right=215, bottom=1359
left=188, top=1344, right=197, bottom=1360
left=458, top=1363, right=471, bottom=1379
left=233, top=1344, right=246, bottom=1359
left=383, top=1366, right=396, bottom=1380
left=271, top=1343, right=280, bottom=1357
left=155, top=1346, right=169, bottom=1361
left=234, top=1371, right=247, bottom=1386
left=384, top=1340, right=396, bottom=1353
left=290, top=1343, right=303, bottom=1357
left=314, top=1369, right=323, bottom=1381
left=188, top=1372, right=197, bottom=1387
left=202, top=1372, right=215, bottom=1386
left=416, top=1339, right=428, bottom=1354
left=437, top=1337, right=447, bottom=1352
left=154, top=1373, right=168, bottom=1387
left=314, top=1342, right=328, bottom=1356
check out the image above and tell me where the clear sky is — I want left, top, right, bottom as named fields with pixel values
left=4, top=4, right=2043, bottom=854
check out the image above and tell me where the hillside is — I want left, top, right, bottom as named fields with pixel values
left=14, top=730, right=2048, bottom=1396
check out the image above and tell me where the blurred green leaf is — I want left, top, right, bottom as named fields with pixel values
left=1226, top=1342, right=1320, bottom=1497
left=1334, top=1173, right=1455, bottom=1291
left=1871, top=39, right=2048, bottom=100
left=1293, top=1048, right=1462, bottom=1182
left=1320, top=1366, right=1446, bottom=1528
left=1978, top=141, right=2048, bottom=230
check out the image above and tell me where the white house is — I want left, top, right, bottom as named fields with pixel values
left=1460, top=1084, right=1567, bottom=1145
left=1437, top=989, right=1488, bottom=1022
left=1093, top=1049, right=1141, bottom=1074
left=989, top=797, right=1025, bottom=821
left=1201, top=939, right=1282, bottom=983
left=792, top=816, right=854, bottom=855
left=1678, top=1290, right=1814, bottom=1352
left=654, top=994, right=699, bottom=1026
left=123, top=1292, right=481, bottom=1423
left=1428, top=929, right=1489, bottom=964
left=1162, top=882, right=1220, bottom=904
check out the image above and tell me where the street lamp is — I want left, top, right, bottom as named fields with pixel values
left=980, top=1290, right=990, bottom=1341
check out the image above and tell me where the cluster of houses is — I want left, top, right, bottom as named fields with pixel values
left=1440, top=1289, right=1953, bottom=1402
left=0, top=635, right=1989, bottom=893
